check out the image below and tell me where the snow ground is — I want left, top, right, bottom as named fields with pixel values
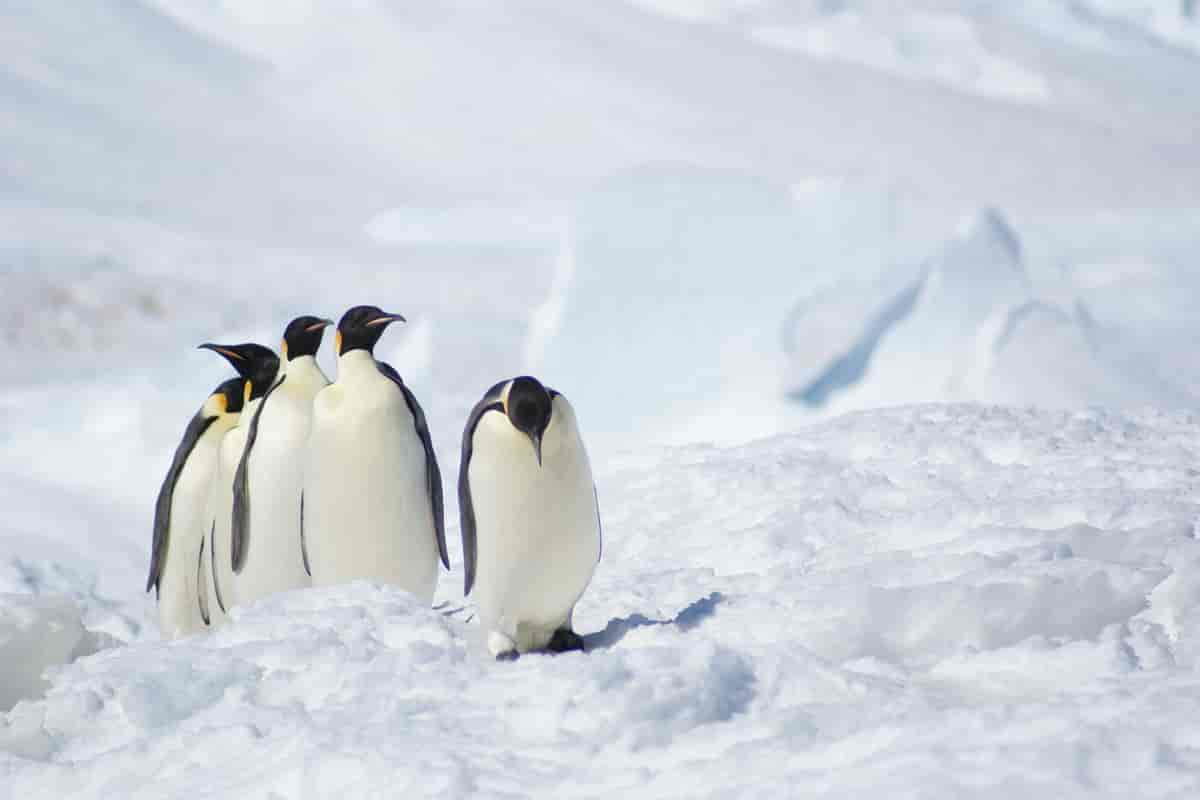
left=4, top=406, right=1200, bottom=797
left=4, top=0, right=1200, bottom=796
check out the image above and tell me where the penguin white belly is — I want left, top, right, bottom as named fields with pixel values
left=203, top=418, right=252, bottom=625
left=471, top=403, right=600, bottom=653
left=233, top=381, right=322, bottom=605
left=304, top=377, right=439, bottom=603
left=157, top=437, right=222, bottom=638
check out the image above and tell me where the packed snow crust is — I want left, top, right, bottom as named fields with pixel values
left=4, top=405, right=1200, bottom=797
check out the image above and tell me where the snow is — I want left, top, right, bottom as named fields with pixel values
left=750, top=10, right=1052, bottom=104
left=784, top=208, right=1197, bottom=416
left=4, top=0, right=1200, bottom=795
left=0, top=595, right=110, bottom=713
left=5, top=407, right=1200, bottom=796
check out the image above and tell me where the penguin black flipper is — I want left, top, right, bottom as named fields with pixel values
left=210, top=520, right=228, bottom=615
left=299, top=491, right=311, bottom=577
left=148, top=410, right=217, bottom=595
left=231, top=375, right=285, bottom=575
left=458, top=380, right=507, bottom=596
left=376, top=362, right=449, bottom=569
left=594, top=487, right=603, bottom=560
left=197, top=536, right=211, bottom=626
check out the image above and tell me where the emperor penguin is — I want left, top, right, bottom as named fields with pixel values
left=302, top=305, right=448, bottom=603
left=147, top=378, right=245, bottom=638
left=196, top=342, right=280, bottom=627
left=230, top=316, right=333, bottom=606
left=459, top=376, right=601, bottom=659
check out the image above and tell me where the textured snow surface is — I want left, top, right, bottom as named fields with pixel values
left=4, top=405, right=1200, bottom=797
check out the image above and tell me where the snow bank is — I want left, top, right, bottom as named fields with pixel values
left=4, top=405, right=1200, bottom=796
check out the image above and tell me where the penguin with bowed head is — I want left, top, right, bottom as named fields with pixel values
left=195, top=342, right=280, bottom=627
left=302, top=305, right=448, bottom=603
left=459, top=376, right=601, bottom=659
left=147, top=378, right=245, bottom=638
left=230, top=316, right=333, bottom=607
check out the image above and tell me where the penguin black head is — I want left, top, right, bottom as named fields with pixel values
left=211, top=377, right=247, bottom=416
left=506, top=376, right=553, bottom=466
left=197, top=342, right=280, bottom=401
left=336, top=305, right=406, bottom=356
left=282, top=315, right=333, bottom=361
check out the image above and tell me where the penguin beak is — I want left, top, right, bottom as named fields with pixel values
left=365, top=312, right=407, bottom=328
left=306, top=318, right=335, bottom=333
left=198, top=343, right=245, bottom=362
left=530, top=433, right=543, bottom=467
left=198, top=343, right=256, bottom=377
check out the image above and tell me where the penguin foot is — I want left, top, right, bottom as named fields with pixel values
left=546, top=628, right=585, bottom=654
left=487, top=630, right=519, bottom=659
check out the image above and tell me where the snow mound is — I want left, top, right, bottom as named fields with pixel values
left=5, top=405, right=1200, bottom=795
left=0, top=595, right=111, bottom=713
left=786, top=208, right=1192, bottom=413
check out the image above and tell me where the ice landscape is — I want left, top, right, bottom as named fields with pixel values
left=3, top=1, right=1200, bottom=797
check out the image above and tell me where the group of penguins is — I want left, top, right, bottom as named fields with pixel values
left=147, top=305, right=601, bottom=659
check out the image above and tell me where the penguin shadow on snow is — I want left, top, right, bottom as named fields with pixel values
left=431, top=593, right=724, bottom=655
left=584, top=591, right=726, bottom=651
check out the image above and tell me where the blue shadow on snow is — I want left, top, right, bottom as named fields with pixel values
left=584, top=591, right=725, bottom=650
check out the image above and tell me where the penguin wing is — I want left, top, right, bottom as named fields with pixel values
left=231, top=375, right=285, bottom=574
left=299, top=491, right=311, bottom=577
left=459, top=382, right=507, bottom=596
left=210, top=519, right=228, bottom=615
left=148, top=410, right=217, bottom=595
left=377, top=362, right=449, bottom=569
left=197, top=535, right=211, bottom=626
left=595, top=486, right=603, bottom=561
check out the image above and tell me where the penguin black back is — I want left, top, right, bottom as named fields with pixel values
left=147, top=376, right=246, bottom=595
